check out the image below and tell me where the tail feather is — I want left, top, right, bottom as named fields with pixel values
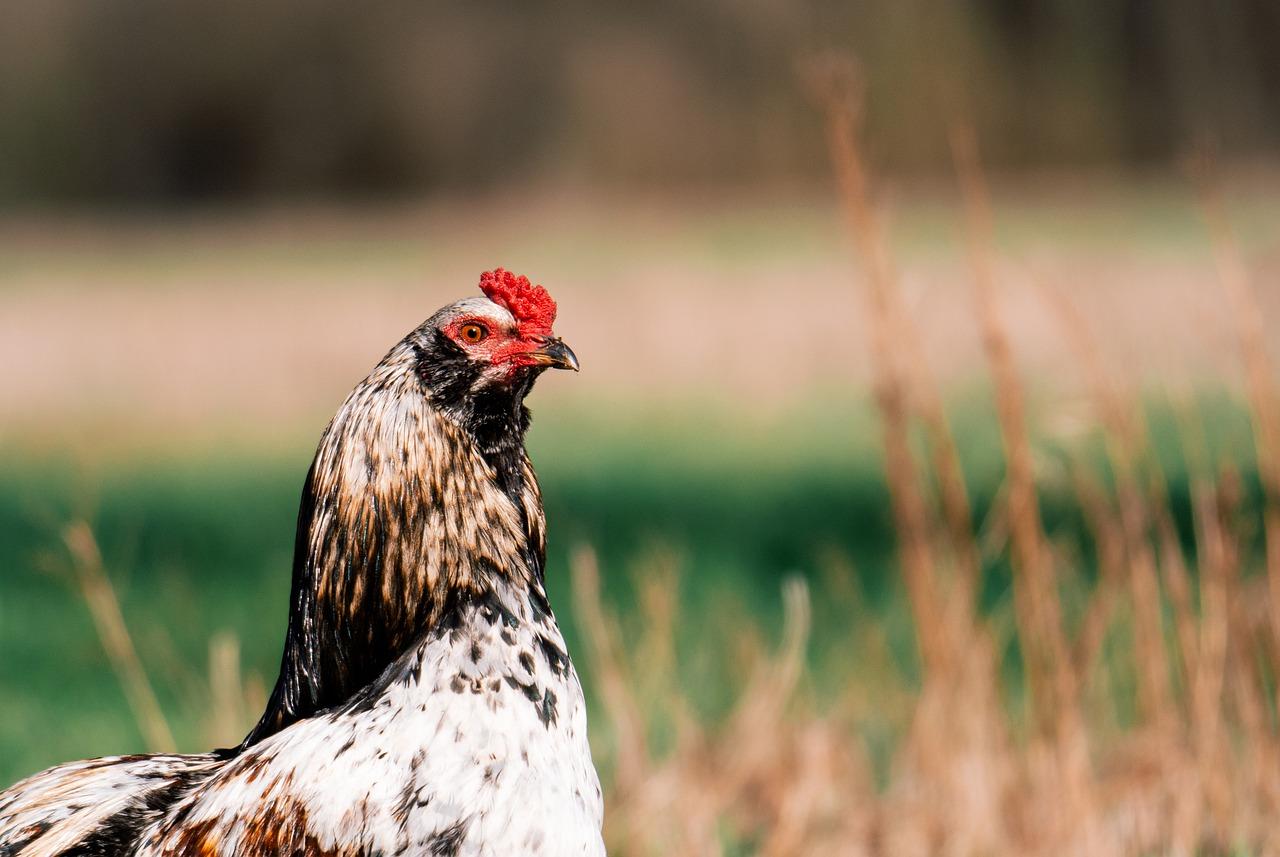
left=0, top=754, right=222, bottom=857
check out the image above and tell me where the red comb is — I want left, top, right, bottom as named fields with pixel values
left=479, top=268, right=557, bottom=338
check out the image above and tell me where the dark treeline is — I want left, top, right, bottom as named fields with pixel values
left=1, top=0, right=1277, bottom=203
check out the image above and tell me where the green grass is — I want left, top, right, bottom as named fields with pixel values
left=0, top=393, right=1263, bottom=786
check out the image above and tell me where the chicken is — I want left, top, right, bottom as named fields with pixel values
left=0, top=269, right=604, bottom=856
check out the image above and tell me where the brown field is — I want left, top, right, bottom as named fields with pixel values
left=3, top=175, right=1280, bottom=444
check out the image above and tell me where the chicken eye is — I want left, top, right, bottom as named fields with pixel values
left=460, top=323, right=488, bottom=343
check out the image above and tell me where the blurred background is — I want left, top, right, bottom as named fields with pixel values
left=3, top=2, right=1280, bottom=853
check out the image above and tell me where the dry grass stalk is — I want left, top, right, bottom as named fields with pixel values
left=805, top=58, right=949, bottom=677
left=1042, top=287, right=1175, bottom=731
left=1151, top=490, right=1201, bottom=696
left=577, top=552, right=881, bottom=857
left=1187, top=475, right=1233, bottom=841
left=1192, top=158, right=1280, bottom=845
left=803, top=58, right=983, bottom=628
left=1145, top=387, right=1206, bottom=694
left=1068, top=463, right=1126, bottom=683
left=61, top=520, right=177, bottom=754
left=1193, top=155, right=1280, bottom=656
left=949, top=124, right=1093, bottom=843
left=571, top=546, right=650, bottom=799
left=808, top=55, right=1015, bottom=854
left=205, top=630, right=259, bottom=749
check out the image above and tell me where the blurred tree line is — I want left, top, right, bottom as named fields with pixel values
left=1, top=0, right=1277, bottom=204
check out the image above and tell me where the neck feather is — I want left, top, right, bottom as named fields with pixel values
left=242, top=358, right=547, bottom=748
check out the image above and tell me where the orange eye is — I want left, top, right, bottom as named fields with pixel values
left=459, top=323, right=488, bottom=343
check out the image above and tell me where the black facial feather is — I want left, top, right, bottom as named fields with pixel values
left=415, top=327, right=543, bottom=512
left=412, top=330, right=478, bottom=408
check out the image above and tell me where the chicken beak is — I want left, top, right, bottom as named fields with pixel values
left=528, top=337, right=580, bottom=371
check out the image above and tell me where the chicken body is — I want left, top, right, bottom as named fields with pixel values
left=0, top=275, right=599, bottom=855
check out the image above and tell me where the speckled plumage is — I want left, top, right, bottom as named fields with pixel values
left=0, top=277, right=602, bottom=856
left=141, top=577, right=601, bottom=856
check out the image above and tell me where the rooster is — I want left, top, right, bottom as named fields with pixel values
left=0, top=270, right=604, bottom=856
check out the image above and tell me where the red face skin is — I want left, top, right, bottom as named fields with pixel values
left=441, top=316, right=553, bottom=380
left=439, top=269, right=575, bottom=383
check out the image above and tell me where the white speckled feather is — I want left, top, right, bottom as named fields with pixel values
left=138, top=578, right=603, bottom=856
left=0, top=754, right=220, bottom=856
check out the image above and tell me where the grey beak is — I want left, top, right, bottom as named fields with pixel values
left=529, top=337, right=579, bottom=372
